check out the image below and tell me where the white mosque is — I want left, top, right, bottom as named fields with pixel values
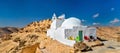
left=47, top=13, right=97, bottom=46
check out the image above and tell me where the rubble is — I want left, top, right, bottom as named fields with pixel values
left=84, top=40, right=104, bottom=47
left=74, top=42, right=92, bottom=53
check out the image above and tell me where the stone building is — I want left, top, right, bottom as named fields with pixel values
left=47, top=13, right=96, bottom=46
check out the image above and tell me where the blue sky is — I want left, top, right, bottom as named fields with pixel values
left=0, top=0, right=120, bottom=27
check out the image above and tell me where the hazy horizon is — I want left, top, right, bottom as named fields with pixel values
left=0, top=0, right=120, bottom=27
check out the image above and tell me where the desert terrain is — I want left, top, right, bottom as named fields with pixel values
left=0, top=19, right=120, bottom=53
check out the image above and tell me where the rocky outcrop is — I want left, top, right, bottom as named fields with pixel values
left=0, top=19, right=74, bottom=53
left=0, top=19, right=120, bottom=53
left=19, top=19, right=51, bottom=33
left=97, top=27, right=120, bottom=42
left=0, top=40, right=19, bottom=53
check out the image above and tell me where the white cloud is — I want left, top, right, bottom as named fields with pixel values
left=111, top=8, right=115, bottom=11
left=93, top=22, right=100, bottom=25
left=110, top=18, right=120, bottom=24
left=81, top=19, right=86, bottom=22
left=93, top=13, right=99, bottom=18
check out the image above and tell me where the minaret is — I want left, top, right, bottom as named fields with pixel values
left=52, top=13, right=57, bottom=21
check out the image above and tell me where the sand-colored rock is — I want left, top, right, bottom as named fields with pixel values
left=104, top=50, right=120, bottom=53
left=0, top=19, right=74, bottom=53
left=97, top=27, right=120, bottom=42
left=0, top=40, right=18, bottom=53
left=35, top=47, right=42, bottom=53
left=0, top=19, right=120, bottom=53
left=21, top=43, right=40, bottom=53
left=84, top=40, right=104, bottom=47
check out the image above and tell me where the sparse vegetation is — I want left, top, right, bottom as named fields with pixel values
left=13, top=37, right=20, bottom=42
left=19, top=40, right=26, bottom=47
left=27, top=34, right=39, bottom=40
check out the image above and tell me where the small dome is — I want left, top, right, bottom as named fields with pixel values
left=61, top=17, right=81, bottom=28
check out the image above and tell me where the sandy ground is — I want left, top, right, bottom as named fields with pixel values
left=83, top=41, right=120, bottom=53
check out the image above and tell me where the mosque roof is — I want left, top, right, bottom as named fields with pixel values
left=61, top=17, right=81, bottom=28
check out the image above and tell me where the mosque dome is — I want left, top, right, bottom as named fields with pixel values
left=61, top=17, right=81, bottom=28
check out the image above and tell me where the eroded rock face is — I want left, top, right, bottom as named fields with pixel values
left=0, top=19, right=74, bottom=53
left=19, top=19, right=51, bottom=33
left=21, top=43, right=40, bottom=53
left=97, top=27, right=120, bottom=42
left=0, top=40, right=19, bottom=53
left=0, top=19, right=120, bottom=53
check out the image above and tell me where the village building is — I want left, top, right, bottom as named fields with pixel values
left=47, top=13, right=97, bottom=46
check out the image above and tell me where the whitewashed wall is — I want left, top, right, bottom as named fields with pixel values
left=56, top=19, right=64, bottom=28
left=54, top=28, right=76, bottom=46
left=85, top=27, right=97, bottom=39
left=47, top=29, right=56, bottom=39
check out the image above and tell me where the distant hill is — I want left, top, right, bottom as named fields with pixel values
left=0, top=27, right=19, bottom=38
left=97, top=26, right=120, bottom=41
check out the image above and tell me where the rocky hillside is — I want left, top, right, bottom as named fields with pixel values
left=97, top=27, right=120, bottom=42
left=0, top=19, right=120, bottom=53
left=0, top=19, right=74, bottom=53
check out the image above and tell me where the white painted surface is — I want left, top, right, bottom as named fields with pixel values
left=52, top=13, right=57, bottom=21
left=61, top=17, right=81, bottom=29
left=85, top=27, right=97, bottom=39
left=47, top=14, right=97, bottom=46
left=58, top=14, right=65, bottom=19
left=50, top=20, right=57, bottom=29
left=57, top=38, right=76, bottom=46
